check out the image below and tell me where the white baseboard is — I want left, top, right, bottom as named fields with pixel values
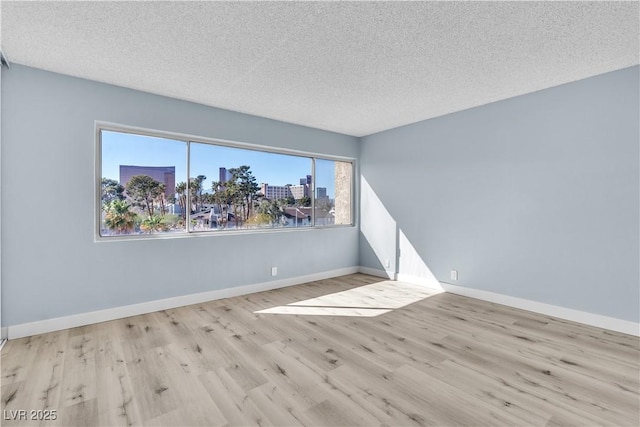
left=7, top=266, right=360, bottom=339
left=396, top=273, right=444, bottom=292
left=440, top=281, right=640, bottom=337
left=358, top=266, right=395, bottom=280
left=8, top=267, right=637, bottom=339
left=363, top=269, right=639, bottom=336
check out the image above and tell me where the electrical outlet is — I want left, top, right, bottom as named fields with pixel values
left=384, top=259, right=390, bottom=269
left=450, top=270, right=458, bottom=281
left=271, top=267, right=278, bottom=276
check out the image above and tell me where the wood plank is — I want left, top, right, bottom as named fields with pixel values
left=0, top=273, right=637, bottom=426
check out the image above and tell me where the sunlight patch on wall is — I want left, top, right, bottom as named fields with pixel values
left=361, top=175, right=441, bottom=290
left=398, top=229, right=443, bottom=290
left=254, top=280, right=442, bottom=317
left=360, top=176, right=397, bottom=275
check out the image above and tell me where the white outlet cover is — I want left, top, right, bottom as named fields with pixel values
left=271, top=267, right=278, bottom=276
left=451, top=270, right=458, bottom=280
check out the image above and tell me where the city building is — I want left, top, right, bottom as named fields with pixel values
left=261, top=176, right=312, bottom=201
left=288, top=183, right=309, bottom=200
left=300, top=175, right=311, bottom=185
left=316, top=187, right=328, bottom=199
left=259, top=183, right=291, bottom=200
left=219, top=167, right=232, bottom=183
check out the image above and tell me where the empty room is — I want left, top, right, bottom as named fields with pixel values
left=0, top=1, right=638, bottom=426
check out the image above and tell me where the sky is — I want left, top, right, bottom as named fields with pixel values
left=101, top=130, right=338, bottom=197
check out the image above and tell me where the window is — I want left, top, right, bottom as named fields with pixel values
left=189, top=142, right=313, bottom=231
left=97, top=125, right=354, bottom=238
left=99, top=130, right=186, bottom=236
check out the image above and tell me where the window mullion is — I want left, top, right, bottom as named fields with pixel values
left=311, top=157, right=316, bottom=226
left=186, top=141, right=191, bottom=233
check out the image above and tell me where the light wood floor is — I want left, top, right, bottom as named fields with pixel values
left=1, top=274, right=638, bottom=426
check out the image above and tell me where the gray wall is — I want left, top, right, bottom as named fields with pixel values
left=2, top=64, right=638, bottom=328
left=360, top=66, right=640, bottom=323
left=1, top=65, right=359, bottom=327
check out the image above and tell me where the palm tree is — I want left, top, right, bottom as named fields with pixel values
left=104, top=200, right=136, bottom=235
left=175, top=182, right=187, bottom=220
left=140, top=215, right=166, bottom=233
left=157, top=183, right=167, bottom=216
left=196, top=175, right=207, bottom=209
left=211, top=180, right=232, bottom=228
left=190, top=175, right=207, bottom=212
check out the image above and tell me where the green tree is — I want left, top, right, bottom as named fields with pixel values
left=166, top=191, right=176, bottom=214
left=245, top=212, right=272, bottom=227
left=282, top=196, right=296, bottom=206
left=126, top=175, right=163, bottom=217
left=189, top=178, right=199, bottom=213
left=201, top=192, right=215, bottom=205
left=222, top=179, right=245, bottom=228
left=190, top=175, right=207, bottom=212
left=298, top=196, right=312, bottom=207
left=101, top=178, right=125, bottom=203
left=103, top=199, right=136, bottom=234
left=256, top=199, right=285, bottom=225
left=157, top=183, right=167, bottom=216
left=140, top=215, right=167, bottom=233
left=210, top=181, right=228, bottom=227
left=228, top=166, right=260, bottom=221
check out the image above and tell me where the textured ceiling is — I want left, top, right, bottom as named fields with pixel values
left=1, top=1, right=638, bottom=137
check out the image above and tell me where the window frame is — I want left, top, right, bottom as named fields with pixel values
left=95, top=121, right=355, bottom=241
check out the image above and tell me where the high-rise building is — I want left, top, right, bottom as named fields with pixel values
left=316, top=187, right=328, bottom=199
left=293, top=175, right=312, bottom=199
left=300, top=175, right=311, bottom=185
left=289, top=185, right=307, bottom=200
left=119, top=165, right=175, bottom=198
left=219, top=167, right=232, bottom=183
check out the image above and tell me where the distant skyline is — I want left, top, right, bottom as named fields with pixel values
left=102, top=130, right=338, bottom=198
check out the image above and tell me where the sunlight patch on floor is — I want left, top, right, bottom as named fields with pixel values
left=254, top=280, right=442, bottom=317
left=255, top=306, right=391, bottom=317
